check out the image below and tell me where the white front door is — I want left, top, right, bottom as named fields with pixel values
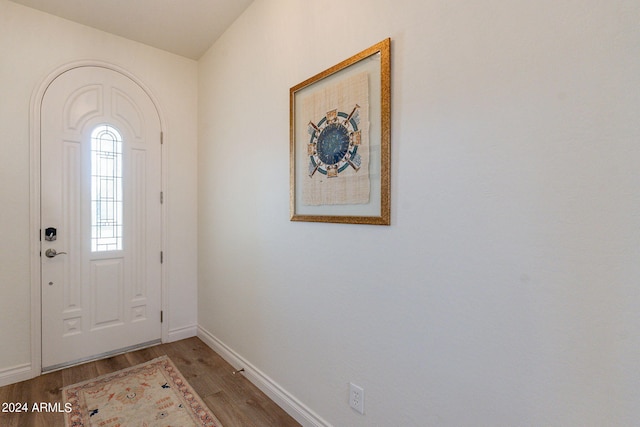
left=41, top=66, right=162, bottom=370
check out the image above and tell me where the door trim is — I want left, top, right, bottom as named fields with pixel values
left=29, top=60, right=169, bottom=378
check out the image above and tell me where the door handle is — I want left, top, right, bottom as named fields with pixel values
left=45, top=248, right=67, bottom=258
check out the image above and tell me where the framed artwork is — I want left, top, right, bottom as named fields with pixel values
left=290, top=38, right=391, bottom=225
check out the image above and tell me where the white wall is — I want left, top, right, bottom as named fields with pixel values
left=198, top=0, right=640, bottom=425
left=0, top=0, right=199, bottom=380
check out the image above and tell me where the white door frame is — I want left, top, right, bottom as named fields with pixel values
left=29, top=60, right=169, bottom=377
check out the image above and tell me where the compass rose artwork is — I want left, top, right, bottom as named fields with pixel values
left=307, top=105, right=362, bottom=179
left=290, top=38, right=390, bottom=224
left=297, top=70, right=371, bottom=207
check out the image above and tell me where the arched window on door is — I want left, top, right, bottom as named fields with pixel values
left=91, top=124, right=123, bottom=252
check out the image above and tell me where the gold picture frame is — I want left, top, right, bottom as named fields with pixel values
left=290, top=38, right=391, bottom=225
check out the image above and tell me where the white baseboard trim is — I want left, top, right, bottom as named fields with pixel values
left=197, top=326, right=331, bottom=427
left=0, top=363, right=37, bottom=387
left=167, top=324, right=198, bottom=343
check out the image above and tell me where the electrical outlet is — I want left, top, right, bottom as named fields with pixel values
left=349, top=382, right=365, bottom=414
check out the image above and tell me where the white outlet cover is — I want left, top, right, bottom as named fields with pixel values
left=349, top=382, right=365, bottom=415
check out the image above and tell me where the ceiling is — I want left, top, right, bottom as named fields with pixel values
left=9, top=0, right=255, bottom=59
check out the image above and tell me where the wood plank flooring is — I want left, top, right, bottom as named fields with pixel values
left=0, top=337, right=300, bottom=427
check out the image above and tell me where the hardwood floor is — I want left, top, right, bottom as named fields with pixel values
left=0, top=337, right=300, bottom=427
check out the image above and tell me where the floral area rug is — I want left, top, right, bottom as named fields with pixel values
left=62, top=356, right=222, bottom=427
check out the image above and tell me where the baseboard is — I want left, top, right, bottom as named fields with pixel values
left=0, top=363, right=37, bottom=387
left=197, top=326, right=331, bottom=427
left=167, top=324, right=198, bottom=343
